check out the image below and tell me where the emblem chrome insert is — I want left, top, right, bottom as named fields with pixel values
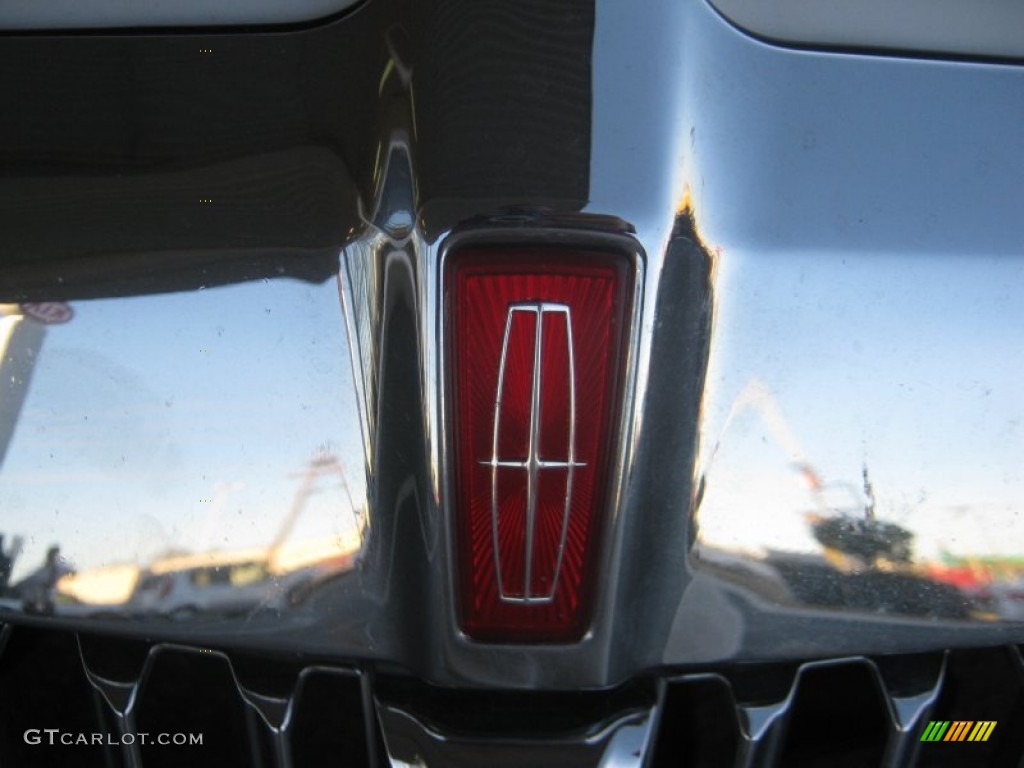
left=448, top=243, right=637, bottom=641
left=484, top=302, right=585, bottom=604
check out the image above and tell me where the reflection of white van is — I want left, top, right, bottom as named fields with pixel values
left=986, top=578, right=1024, bottom=622
left=129, top=551, right=300, bottom=617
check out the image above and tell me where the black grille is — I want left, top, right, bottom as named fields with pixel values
left=651, top=646, right=1024, bottom=768
left=1, top=624, right=1022, bottom=767
left=0, top=625, right=378, bottom=768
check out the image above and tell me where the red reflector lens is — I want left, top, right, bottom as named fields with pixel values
left=448, top=246, right=633, bottom=642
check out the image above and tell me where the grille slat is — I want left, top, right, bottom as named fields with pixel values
left=134, top=646, right=252, bottom=767
left=290, top=668, right=372, bottom=768
left=655, top=648, right=1024, bottom=768
left=734, top=702, right=790, bottom=768
left=651, top=675, right=740, bottom=767
left=2, top=624, right=1022, bottom=767
left=876, top=653, right=945, bottom=768
left=0, top=625, right=376, bottom=768
left=776, top=662, right=889, bottom=767
left=79, top=634, right=150, bottom=767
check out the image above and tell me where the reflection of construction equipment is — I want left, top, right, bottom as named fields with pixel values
left=809, top=516, right=913, bottom=565
left=269, top=452, right=363, bottom=571
left=712, top=379, right=851, bottom=515
left=194, top=453, right=363, bottom=573
left=807, top=463, right=912, bottom=566
left=712, top=378, right=864, bottom=518
left=711, top=379, right=913, bottom=566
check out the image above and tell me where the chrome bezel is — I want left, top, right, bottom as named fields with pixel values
left=436, top=224, right=646, bottom=645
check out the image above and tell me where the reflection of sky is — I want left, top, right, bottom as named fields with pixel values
left=697, top=249, right=1024, bottom=562
left=5, top=257, right=1017, bottom=579
left=0, top=276, right=367, bottom=582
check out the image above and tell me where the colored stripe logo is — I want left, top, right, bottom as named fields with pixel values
left=921, top=721, right=997, bottom=742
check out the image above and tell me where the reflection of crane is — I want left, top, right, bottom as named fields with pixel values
left=267, top=453, right=362, bottom=568
left=710, top=379, right=835, bottom=513
left=707, top=379, right=912, bottom=565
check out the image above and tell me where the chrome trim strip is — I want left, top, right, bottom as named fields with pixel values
left=375, top=699, right=656, bottom=768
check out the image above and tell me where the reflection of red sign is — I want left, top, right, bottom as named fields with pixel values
left=20, top=302, right=73, bottom=325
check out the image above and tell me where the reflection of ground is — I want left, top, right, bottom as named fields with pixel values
left=763, top=551, right=973, bottom=620
left=697, top=545, right=977, bottom=621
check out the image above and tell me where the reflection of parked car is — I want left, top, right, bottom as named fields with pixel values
left=129, top=554, right=299, bottom=617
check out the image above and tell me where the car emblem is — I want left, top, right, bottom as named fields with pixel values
left=485, top=302, right=585, bottom=603
left=448, top=245, right=634, bottom=641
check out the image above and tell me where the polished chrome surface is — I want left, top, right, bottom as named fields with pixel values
left=0, top=280, right=368, bottom=621
left=706, top=0, right=1024, bottom=60
left=375, top=696, right=656, bottom=768
left=487, top=302, right=582, bottom=604
left=664, top=0, right=1024, bottom=662
left=0, top=0, right=1021, bottom=689
left=0, top=0, right=361, bottom=30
